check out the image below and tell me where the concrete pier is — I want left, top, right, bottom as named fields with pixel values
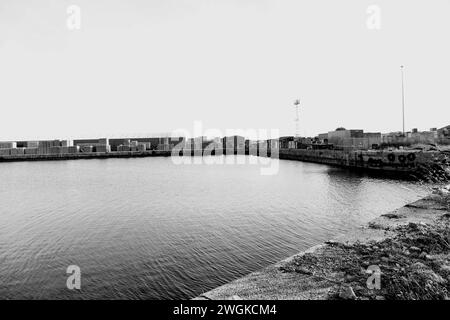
left=1, top=147, right=448, bottom=180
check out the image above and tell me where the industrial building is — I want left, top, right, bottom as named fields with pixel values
left=0, top=142, right=17, bottom=149
left=381, top=127, right=450, bottom=146
left=327, top=129, right=381, bottom=151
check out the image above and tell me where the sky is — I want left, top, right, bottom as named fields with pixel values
left=0, top=0, right=449, bottom=141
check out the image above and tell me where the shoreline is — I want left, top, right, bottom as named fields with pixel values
left=1, top=149, right=448, bottom=182
left=195, top=185, right=450, bottom=300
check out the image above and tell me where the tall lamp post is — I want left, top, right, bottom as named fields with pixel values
left=401, top=65, right=406, bottom=135
left=294, top=99, right=300, bottom=138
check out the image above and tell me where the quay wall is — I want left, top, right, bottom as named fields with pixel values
left=0, top=150, right=172, bottom=162
left=277, top=148, right=442, bottom=173
left=0, top=147, right=446, bottom=179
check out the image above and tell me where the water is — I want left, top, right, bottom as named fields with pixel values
left=0, top=156, right=429, bottom=299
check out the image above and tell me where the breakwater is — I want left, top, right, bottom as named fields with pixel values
left=1, top=147, right=448, bottom=181
left=195, top=186, right=450, bottom=300
left=277, top=149, right=450, bottom=181
left=0, top=150, right=173, bottom=162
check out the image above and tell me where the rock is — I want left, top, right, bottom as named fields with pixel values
left=345, top=274, right=356, bottom=282
left=410, top=246, right=421, bottom=252
left=440, top=265, right=450, bottom=273
left=419, top=252, right=428, bottom=259
left=411, top=262, right=427, bottom=270
left=343, top=243, right=353, bottom=249
left=375, top=296, right=386, bottom=300
left=410, top=262, right=446, bottom=284
left=295, top=267, right=313, bottom=275
left=339, top=286, right=357, bottom=300
left=383, top=213, right=404, bottom=219
left=381, top=257, right=390, bottom=263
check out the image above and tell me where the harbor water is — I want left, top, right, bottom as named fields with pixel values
left=0, top=155, right=430, bottom=299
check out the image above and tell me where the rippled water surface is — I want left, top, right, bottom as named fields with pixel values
left=0, top=156, right=429, bottom=299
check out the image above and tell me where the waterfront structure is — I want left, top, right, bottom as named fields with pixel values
left=0, top=142, right=17, bottom=149
left=278, top=136, right=294, bottom=149
left=269, top=139, right=279, bottom=150
left=68, top=146, right=80, bottom=154
left=407, top=129, right=437, bottom=144
left=95, top=145, right=111, bottom=153
left=222, top=136, right=245, bottom=154
left=437, top=125, right=450, bottom=144
left=80, top=145, right=93, bottom=153
left=117, top=145, right=131, bottom=152
left=38, top=140, right=61, bottom=155
left=24, top=148, right=38, bottom=155
left=109, top=139, right=131, bottom=151
left=317, top=133, right=329, bottom=143
left=73, top=139, right=99, bottom=146
left=60, top=140, right=70, bottom=147
left=327, top=129, right=364, bottom=150
left=323, top=129, right=381, bottom=151
left=381, top=127, right=449, bottom=146
left=438, top=125, right=450, bottom=138
left=10, top=148, right=25, bottom=156
left=49, top=146, right=61, bottom=154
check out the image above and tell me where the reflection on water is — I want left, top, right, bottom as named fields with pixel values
left=0, top=156, right=429, bottom=299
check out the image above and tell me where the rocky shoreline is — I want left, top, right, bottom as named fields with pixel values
left=195, top=185, right=450, bottom=300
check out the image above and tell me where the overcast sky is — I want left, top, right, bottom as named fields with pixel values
left=1, top=0, right=449, bottom=141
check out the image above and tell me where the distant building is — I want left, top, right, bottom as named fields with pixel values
left=117, top=145, right=131, bottom=152
left=95, top=145, right=111, bottom=153
left=317, top=133, right=328, bottom=143
left=0, top=141, right=17, bottom=149
left=408, top=130, right=436, bottom=144
left=73, top=139, right=100, bottom=146
left=363, top=132, right=382, bottom=149
left=327, top=129, right=364, bottom=150
left=437, top=125, right=450, bottom=145
left=0, top=148, right=11, bottom=156
left=278, top=136, right=294, bottom=149
left=38, top=140, right=61, bottom=155
left=438, top=125, right=450, bottom=138
left=60, top=140, right=70, bottom=147
left=223, top=136, right=245, bottom=153
left=381, top=132, right=406, bottom=145
left=79, top=145, right=94, bottom=153
left=382, top=128, right=442, bottom=146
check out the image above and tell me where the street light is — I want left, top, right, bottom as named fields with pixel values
left=294, top=99, right=300, bottom=137
left=401, top=66, right=405, bottom=135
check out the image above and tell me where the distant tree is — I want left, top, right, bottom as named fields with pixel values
left=336, top=127, right=346, bottom=131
